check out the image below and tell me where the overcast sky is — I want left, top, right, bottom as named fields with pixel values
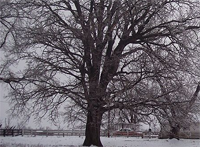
left=0, top=50, right=72, bottom=130
left=0, top=83, right=67, bottom=129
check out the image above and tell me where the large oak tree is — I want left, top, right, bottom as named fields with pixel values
left=1, top=0, right=200, bottom=146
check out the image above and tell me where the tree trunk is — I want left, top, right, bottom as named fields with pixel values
left=83, top=109, right=103, bottom=147
left=169, top=124, right=180, bottom=140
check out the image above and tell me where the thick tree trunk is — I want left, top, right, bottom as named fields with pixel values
left=169, top=124, right=180, bottom=140
left=83, top=109, right=103, bottom=147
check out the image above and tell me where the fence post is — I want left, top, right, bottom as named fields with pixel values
left=46, top=129, right=48, bottom=137
left=22, top=129, right=24, bottom=136
left=12, top=129, right=14, bottom=137
left=3, top=129, right=6, bottom=137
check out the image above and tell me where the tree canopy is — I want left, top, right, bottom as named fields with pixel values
left=1, top=0, right=200, bottom=146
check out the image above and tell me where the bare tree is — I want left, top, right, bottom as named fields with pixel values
left=155, top=80, right=200, bottom=139
left=1, top=0, right=200, bottom=146
left=0, top=0, right=18, bottom=49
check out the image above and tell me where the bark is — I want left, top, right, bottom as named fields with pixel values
left=83, top=108, right=103, bottom=147
left=169, top=124, right=180, bottom=140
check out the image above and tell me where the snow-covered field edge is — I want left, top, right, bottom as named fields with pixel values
left=0, top=136, right=200, bottom=147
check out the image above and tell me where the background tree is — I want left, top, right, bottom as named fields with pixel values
left=1, top=0, right=200, bottom=146
left=156, top=80, right=200, bottom=139
left=0, top=0, right=15, bottom=48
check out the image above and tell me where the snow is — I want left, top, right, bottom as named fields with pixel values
left=0, top=136, right=200, bottom=147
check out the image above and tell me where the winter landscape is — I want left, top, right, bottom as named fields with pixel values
left=1, top=136, right=200, bottom=147
left=2, top=0, right=200, bottom=147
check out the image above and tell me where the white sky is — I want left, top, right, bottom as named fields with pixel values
left=0, top=49, right=63, bottom=129
left=0, top=84, right=67, bottom=129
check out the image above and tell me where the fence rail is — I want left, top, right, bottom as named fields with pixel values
left=0, top=129, right=22, bottom=136
left=0, top=129, right=106, bottom=137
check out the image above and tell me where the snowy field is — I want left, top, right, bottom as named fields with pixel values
left=0, top=136, right=200, bottom=147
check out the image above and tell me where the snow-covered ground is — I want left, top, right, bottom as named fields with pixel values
left=0, top=136, right=200, bottom=147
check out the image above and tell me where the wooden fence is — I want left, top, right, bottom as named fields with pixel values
left=0, top=129, right=22, bottom=137
left=0, top=129, right=106, bottom=137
